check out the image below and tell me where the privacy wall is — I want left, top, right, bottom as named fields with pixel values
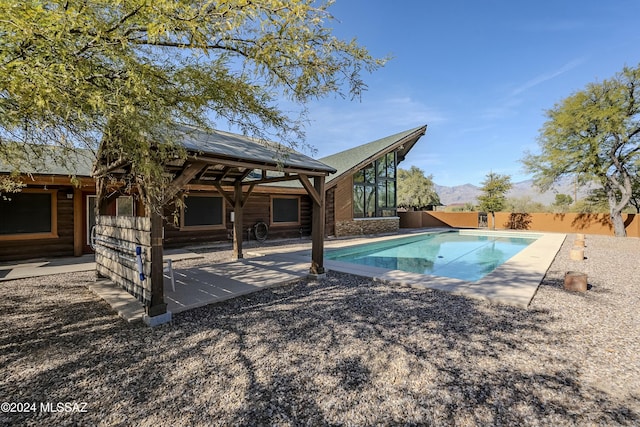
left=399, top=211, right=640, bottom=237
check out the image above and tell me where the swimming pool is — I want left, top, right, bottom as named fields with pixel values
left=325, top=231, right=540, bottom=282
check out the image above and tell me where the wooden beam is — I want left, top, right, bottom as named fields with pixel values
left=310, top=175, right=326, bottom=275
left=217, top=166, right=233, bottom=181
left=18, top=175, right=96, bottom=188
left=213, top=182, right=235, bottom=206
left=194, top=165, right=212, bottom=180
left=239, top=168, right=254, bottom=181
left=241, top=183, right=256, bottom=208
left=92, top=157, right=128, bottom=178
left=187, top=155, right=327, bottom=177
left=166, top=161, right=208, bottom=196
left=147, top=210, right=167, bottom=317
left=233, top=180, right=244, bottom=259
left=299, top=174, right=322, bottom=206
left=185, top=183, right=307, bottom=195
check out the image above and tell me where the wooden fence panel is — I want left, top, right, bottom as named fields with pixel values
left=94, top=215, right=152, bottom=305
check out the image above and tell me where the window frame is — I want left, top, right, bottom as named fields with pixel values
left=352, top=151, right=398, bottom=219
left=115, top=196, right=135, bottom=217
left=270, top=196, right=301, bottom=226
left=0, top=188, right=58, bottom=241
left=180, top=193, right=225, bottom=231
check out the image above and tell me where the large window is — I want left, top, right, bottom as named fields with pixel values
left=181, top=194, right=224, bottom=229
left=271, top=197, right=300, bottom=224
left=353, top=152, right=397, bottom=218
left=0, top=190, right=57, bottom=239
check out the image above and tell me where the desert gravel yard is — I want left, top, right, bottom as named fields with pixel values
left=0, top=234, right=638, bottom=426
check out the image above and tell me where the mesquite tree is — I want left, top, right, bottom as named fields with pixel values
left=0, top=0, right=385, bottom=211
left=397, top=166, right=441, bottom=210
left=477, top=172, right=512, bottom=230
left=523, top=64, right=640, bottom=236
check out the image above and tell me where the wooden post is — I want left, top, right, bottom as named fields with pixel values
left=94, top=177, right=108, bottom=280
left=233, top=180, right=244, bottom=259
left=73, top=187, right=83, bottom=256
left=564, top=271, right=588, bottom=292
left=310, top=175, right=326, bottom=275
left=147, top=210, right=167, bottom=316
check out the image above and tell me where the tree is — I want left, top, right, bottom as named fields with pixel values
left=0, top=0, right=385, bottom=210
left=631, top=176, right=640, bottom=213
left=523, top=64, right=640, bottom=236
left=552, top=193, right=573, bottom=213
left=397, top=166, right=441, bottom=210
left=477, top=172, right=512, bottom=229
left=505, top=196, right=547, bottom=213
left=583, top=176, right=640, bottom=214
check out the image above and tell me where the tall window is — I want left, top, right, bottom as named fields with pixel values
left=353, top=152, right=397, bottom=218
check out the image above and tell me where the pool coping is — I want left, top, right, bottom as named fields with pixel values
left=247, top=229, right=566, bottom=308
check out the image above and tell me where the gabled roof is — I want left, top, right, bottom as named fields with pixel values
left=320, top=125, right=427, bottom=188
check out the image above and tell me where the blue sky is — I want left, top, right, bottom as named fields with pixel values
left=292, top=0, right=640, bottom=186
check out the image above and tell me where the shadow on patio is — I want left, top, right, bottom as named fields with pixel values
left=164, top=254, right=312, bottom=313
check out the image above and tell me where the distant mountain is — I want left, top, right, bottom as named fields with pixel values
left=435, top=176, right=595, bottom=206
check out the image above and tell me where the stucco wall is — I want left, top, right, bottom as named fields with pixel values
left=398, top=210, right=640, bottom=237
left=493, top=212, right=640, bottom=237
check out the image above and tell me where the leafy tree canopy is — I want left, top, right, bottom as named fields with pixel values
left=522, top=64, right=640, bottom=236
left=477, top=172, right=512, bottom=229
left=0, top=0, right=386, bottom=208
left=397, top=166, right=440, bottom=209
left=551, top=193, right=573, bottom=212
left=477, top=172, right=512, bottom=214
left=505, top=196, right=547, bottom=213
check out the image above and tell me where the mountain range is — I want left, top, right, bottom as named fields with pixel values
left=435, top=176, right=594, bottom=206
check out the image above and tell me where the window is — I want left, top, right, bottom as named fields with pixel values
left=0, top=190, right=57, bottom=239
left=116, top=196, right=134, bottom=217
left=272, top=197, right=300, bottom=224
left=353, top=152, right=397, bottom=218
left=181, top=194, right=224, bottom=229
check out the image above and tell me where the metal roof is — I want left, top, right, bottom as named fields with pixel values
left=0, top=145, right=95, bottom=177
left=320, top=125, right=427, bottom=185
left=261, top=125, right=427, bottom=189
left=175, top=125, right=336, bottom=174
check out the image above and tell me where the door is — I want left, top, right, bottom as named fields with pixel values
left=83, top=194, right=97, bottom=253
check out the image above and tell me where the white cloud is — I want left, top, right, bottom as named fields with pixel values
left=510, top=58, right=586, bottom=96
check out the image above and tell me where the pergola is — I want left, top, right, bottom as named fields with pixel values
left=94, top=125, right=336, bottom=319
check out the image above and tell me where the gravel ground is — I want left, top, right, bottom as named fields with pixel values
left=0, top=233, right=638, bottom=426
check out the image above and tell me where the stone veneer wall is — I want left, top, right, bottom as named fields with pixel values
left=334, top=217, right=399, bottom=237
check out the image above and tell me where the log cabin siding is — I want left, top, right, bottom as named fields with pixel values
left=325, top=187, right=335, bottom=237
left=163, top=191, right=313, bottom=248
left=334, top=176, right=353, bottom=222
left=0, top=187, right=75, bottom=261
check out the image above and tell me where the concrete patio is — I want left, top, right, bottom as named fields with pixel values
left=163, top=254, right=312, bottom=314
left=89, top=250, right=315, bottom=323
left=11, top=229, right=565, bottom=324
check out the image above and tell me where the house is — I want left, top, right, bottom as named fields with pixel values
left=0, top=125, right=427, bottom=262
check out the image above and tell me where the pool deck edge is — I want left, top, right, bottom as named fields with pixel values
left=248, top=230, right=567, bottom=308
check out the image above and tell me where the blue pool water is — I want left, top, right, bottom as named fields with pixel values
left=326, top=231, right=539, bottom=282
